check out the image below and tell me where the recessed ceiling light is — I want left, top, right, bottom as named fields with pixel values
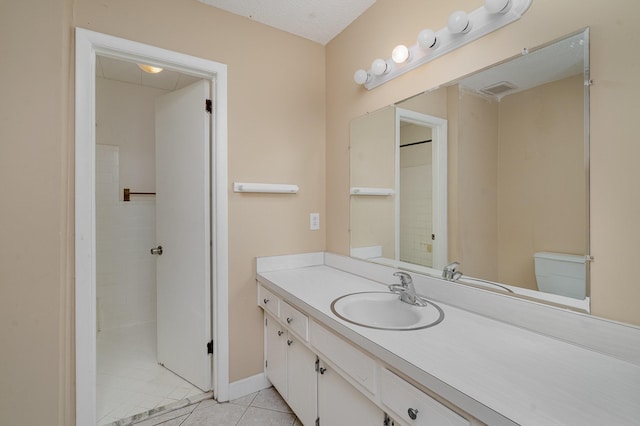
left=138, top=64, right=163, bottom=74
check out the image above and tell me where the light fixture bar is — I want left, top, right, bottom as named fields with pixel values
left=357, top=0, right=532, bottom=90
left=233, top=182, right=299, bottom=194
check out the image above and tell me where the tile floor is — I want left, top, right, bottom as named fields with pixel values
left=97, top=323, right=205, bottom=425
left=128, top=387, right=301, bottom=426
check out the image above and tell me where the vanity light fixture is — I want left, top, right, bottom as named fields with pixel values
left=417, top=29, right=438, bottom=50
left=392, top=45, right=410, bottom=64
left=485, top=0, right=512, bottom=14
left=138, top=63, right=163, bottom=74
left=447, top=11, right=472, bottom=34
left=353, top=0, right=532, bottom=89
left=371, top=58, right=390, bottom=76
left=353, top=69, right=371, bottom=85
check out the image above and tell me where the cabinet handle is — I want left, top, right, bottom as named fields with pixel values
left=286, top=317, right=293, bottom=324
left=319, top=367, right=327, bottom=375
left=287, top=339, right=293, bottom=346
left=277, top=330, right=284, bottom=336
left=407, top=408, right=419, bottom=420
left=263, top=298, right=269, bottom=304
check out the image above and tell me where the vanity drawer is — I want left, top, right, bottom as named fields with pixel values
left=310, top=321, right=376, bottom=394
left=280, top=301, right=309, bottom=341
left=258, top=285, right=280, bottom=318
left=381, top=368, right=469, bottom=426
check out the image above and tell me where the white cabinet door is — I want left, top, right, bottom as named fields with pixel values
left=317, top=361, right=384, bottom=426
left=266, top=315, right=288, bottom=398
left=287, top=336, right=317, bottom=426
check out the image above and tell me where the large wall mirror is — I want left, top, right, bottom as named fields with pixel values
left=350, top=29, right=590, bottom=311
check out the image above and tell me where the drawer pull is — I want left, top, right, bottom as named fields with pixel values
left=277, top=330, right=284, bottom=336
left=263, top=298, right=269, bottom=304
left=408, top=408, right=419, bottom=420
left=286, top=317, right=293, bottom=324
left=287, top=339, right=293, bottom=346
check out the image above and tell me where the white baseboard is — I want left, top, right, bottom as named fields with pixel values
left=227, top=372, right=272, bottom=401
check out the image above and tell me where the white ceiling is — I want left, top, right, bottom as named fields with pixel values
left=198, top=0, right=376, bottom=45
left=458, top=32, right=586, bottom=100
left=96, top=55, right=201, bottom=91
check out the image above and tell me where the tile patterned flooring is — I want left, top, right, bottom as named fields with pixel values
left=97, top=323, right=299, bottom=426
left=129, top=388, right=301, bottom=426
left=97, top=323, right=206, bottom=425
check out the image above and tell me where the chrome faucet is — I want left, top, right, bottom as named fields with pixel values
left=389, top=271, right=428, bottom=306
left=442, top=261, right=462, bottom=281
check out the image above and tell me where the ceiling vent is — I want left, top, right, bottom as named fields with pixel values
left=480, top=81, right=517, bottom=97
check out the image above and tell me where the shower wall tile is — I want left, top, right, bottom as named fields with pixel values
left=400, top=164, right=434, bottom=267
left=97, top=144, right=157, bottom=331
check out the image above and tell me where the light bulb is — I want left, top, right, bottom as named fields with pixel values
left=391, top=45, right=410, bottom=64
left=138, top=64, right=163, bottom=74
left=417, top=29, right=438, bottom=50
left=484, top=0, right=511, bottom=14
left=371, top=58, right=389, bottom=76
left=353, top=69, right=370, bottom=85
left=448, top=11, right=471, bottom=34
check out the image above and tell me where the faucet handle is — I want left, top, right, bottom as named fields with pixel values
left=445, top=261, right=460, bottom=271
left=442, top=261, right=461, bottom=279
left=393, top=271, right=412, bottom=287
left=388, top=284, right=406, bottom=294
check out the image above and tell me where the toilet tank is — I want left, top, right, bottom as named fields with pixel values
left=534, top=252, right=587, bottom=299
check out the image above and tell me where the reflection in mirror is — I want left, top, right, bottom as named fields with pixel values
left=350, top=29, right=590, bottom=311
left=350, top=103, right=448, bottom=271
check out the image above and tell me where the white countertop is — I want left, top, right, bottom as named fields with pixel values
left=257, top=261, right=640, bottom=426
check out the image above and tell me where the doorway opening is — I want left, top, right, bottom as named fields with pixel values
left=75, top=29, right=229, bottom=426
left=395, top=108, right=448, bottom=271
left=94, top=56, right=211, bottom=424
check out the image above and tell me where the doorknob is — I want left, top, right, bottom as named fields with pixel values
left=150, top=245, right=163, bottom=255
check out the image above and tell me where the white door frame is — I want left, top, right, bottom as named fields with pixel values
left=395, top=107, right=448, bottom=270
left=75, top=28, right=229, bottom=425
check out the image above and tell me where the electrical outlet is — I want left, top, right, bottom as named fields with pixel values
left=310, top=213, right=320, bottom=230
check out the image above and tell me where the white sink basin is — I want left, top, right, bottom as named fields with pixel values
left=330, top=292, right=444, bottom=330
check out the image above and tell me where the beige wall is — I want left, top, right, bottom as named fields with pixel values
left=497, top=75, right=585, bottom=289
left=326, top=0, right=640, bottom=326
left=0, top=0, right=74, bottom=424
left=350, top=106, right=395, bottom=257
left=2, top=0, right=324, bottom=424
left=456, top=89, right=499, bottom=281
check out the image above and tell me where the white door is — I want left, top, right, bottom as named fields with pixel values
left=155, top=79, right=212, bottom=391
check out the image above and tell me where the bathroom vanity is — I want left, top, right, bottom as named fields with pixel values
left=256, top=252, right=640, bottom=426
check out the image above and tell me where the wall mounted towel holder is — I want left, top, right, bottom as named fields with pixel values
left=233, top=182, right=299, bottom=194
left=123, top=188, right=156, bottom=202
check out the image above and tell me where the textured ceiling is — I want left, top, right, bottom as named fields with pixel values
left=198, top=0, right=376, bottom=45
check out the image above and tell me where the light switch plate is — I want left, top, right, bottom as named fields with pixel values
left=310, top=213, right=320, bottom=230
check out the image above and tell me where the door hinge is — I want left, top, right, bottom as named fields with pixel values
left=315, top=417, right=320, bottom=426
left=265, top=359, right=268, bottom=368
left=205, top=99, right=212, bottom=113
left=384, top=413, right=395, bottom=425
left=207, top=340, right=213, bottom=354
left=314, top=356, right=319, bottom=372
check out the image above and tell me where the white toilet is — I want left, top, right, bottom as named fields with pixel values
left=534, top=252, right=587, bottom=299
